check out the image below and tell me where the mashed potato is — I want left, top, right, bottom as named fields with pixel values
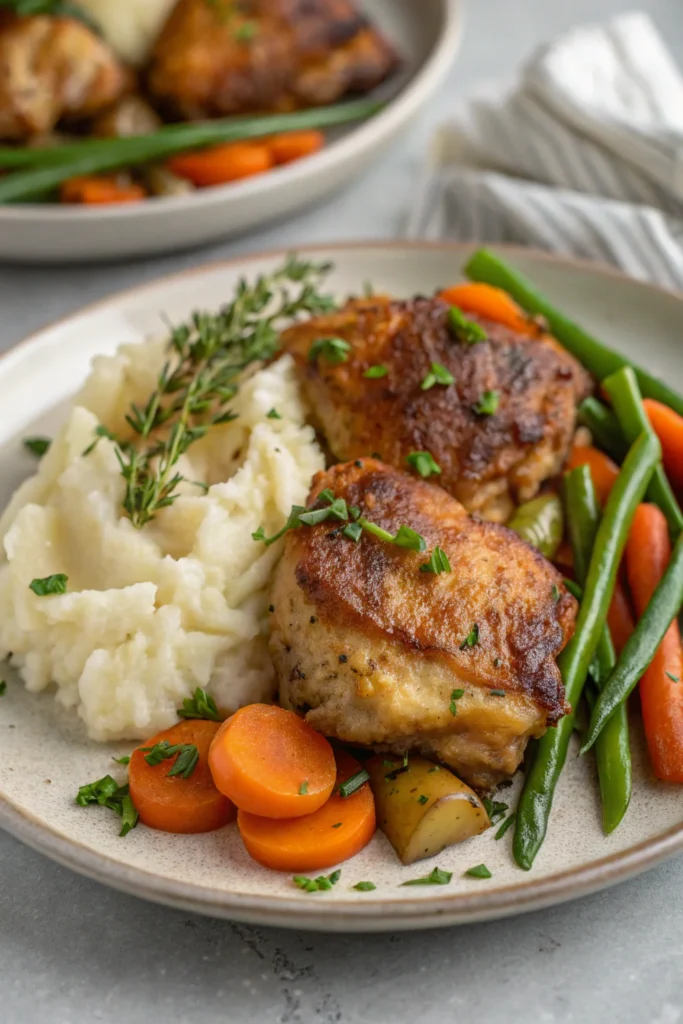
left=78, top=0, right=177, bottom=66
left=0, top=342, right=323, bottom=741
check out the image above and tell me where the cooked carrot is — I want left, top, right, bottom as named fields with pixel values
left=643, top=398, right=683, bottom=494
left=607, top=578, right=636, bottom=656
left=61, top=175, right=146, bottom=204
left=437, top=282, right=533, bottom=334
left=208, top=704, right=336, bottom=818
left=268, top=130, right=325, bottom=165
left=566, top=445, right=620, bottom=506
left=167, top=142, right=273, bottom=187
left=626, top=503, right=683, bottom=782
left=553, top=539, right=574, bottom=572
left=129, top=720, right=235, bottom=834
left=237, top=750, right=376, bottom=872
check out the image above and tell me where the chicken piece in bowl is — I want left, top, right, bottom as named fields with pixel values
left=280, top=295, right=592, bottom=522
left=270, top=459, right=577, bottom=791
left=0, top=12, right=132, bottom=141
left=147, top=0, right=399, bottom=120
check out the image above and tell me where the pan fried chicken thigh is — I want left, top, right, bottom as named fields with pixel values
left=0, top=14, right=132, bottom=141
left=148, top=0, right=398, bottom=119
left=271, top=460, right=576, bottom=790
left=281, top=296, right=592, bottom=521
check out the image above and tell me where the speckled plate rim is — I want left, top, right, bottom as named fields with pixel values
left=2, top=240, right=683, bottom=932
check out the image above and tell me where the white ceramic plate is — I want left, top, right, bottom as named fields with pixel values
left=2, top=242, right=683, bottom=933
left=0, top=0, right=462, bottom=264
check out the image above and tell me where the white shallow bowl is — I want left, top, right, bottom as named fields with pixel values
left=2, top=241, right=683, bottom=932
left=0, top=0, right=462, bottom=264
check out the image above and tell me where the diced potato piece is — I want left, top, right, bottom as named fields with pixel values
left=366, top=755, right=491, bottom=865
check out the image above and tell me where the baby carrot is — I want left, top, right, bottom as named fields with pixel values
left=643, top=398, right=683, bottom=495
left=208, top=704, right=336, bottom=818
left=268, top=130, right=325, bottom=165
left=167, top=142, right=273, bottom=187
left=61, top=175, right=146, bottom=204
left=566, top=445, right=620, bottom=506
left=128, top=720, right=235, bottom=834
left=626, top=504, right=683, bottom=782
left=437, top=282, right=533, bottom=334
left=607, top=578, right=635, bottom=656
left=237, top=750, right=376, bottom=873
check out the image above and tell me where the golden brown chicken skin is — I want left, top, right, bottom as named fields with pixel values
left=0, top=14, right=132, bottom=142
left=147, top=0, right=398, bottom=120
left=280, top=296, right=592, bottom=521
left=271, top=459, right=576, bottom=790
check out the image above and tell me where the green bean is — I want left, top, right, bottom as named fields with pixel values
left=564, top=466, right=632, bottom=834
left=464, top=249, right=683, bottom=418
left=603, top=367, right=683, bottom=538
left=507, top=495, right=564, bottom=559
left=513, top=431, right=660, bottom=869
left=0, top=100, right=383, bottom=203
left=582, top=530, right=683, bottom=752
left=577, top=397, right=626, bottom=462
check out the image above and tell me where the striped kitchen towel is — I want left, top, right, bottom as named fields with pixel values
left=408, top=12, right=683, bottom=290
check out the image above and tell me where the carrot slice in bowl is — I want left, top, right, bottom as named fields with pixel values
left=237, top=750, right=376, bottom=873
left=129, top=720, right=235, bottom=834
left=208, top=704, right=336, bottom=818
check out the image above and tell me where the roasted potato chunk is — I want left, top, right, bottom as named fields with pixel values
left=366, top=755, right=491, bottom=865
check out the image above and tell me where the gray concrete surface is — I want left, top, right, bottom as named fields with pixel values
left=2, top=2, right=683, bottom=1021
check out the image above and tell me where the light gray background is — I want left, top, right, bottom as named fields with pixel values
left=2, top=2, right=683, bottom=1022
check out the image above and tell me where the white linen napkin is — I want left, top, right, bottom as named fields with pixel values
left=408, top=12, right=683, bottom=290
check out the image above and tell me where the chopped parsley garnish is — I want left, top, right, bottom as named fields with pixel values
left=0, top=681, right=6, bottom=697
left=252, top=505, right=306, bottom=546
left=417, top=795, right=429, bottom=805
left=552, top=583, right=561, bottom=603
left=493, top=657, right=502, bottom=668
left=490, top=689, right=506, bottom=697
left=394, top=525, right=427, bottom=552
left=343, top=522, right=363, bottom=542
left=337, top=768, right=370, bottom=799
left=406, top=451, right=442, bottom=478
left=364, top=365, right=388, bottom=379
left=353, top=881, right=377, bottom=891
left=24, top=436, right=51, bottom=458
left=139, top=741, right=199, bottom=779
left=473, top=390, right=500, bottom=416
left=293, top=870, right=342, bottom=893
left=332, top=822, right=343, bottom=829
left=266, top=408, right=282, bottom=419
left=465, top=863, right=492, bottom=879
left=460, top=623, right=480, bottom=649
left=421, top=363, right=455, bottom=390
left=401, top=867, right=453, bottom=887
left=234, top=20, right=258, bottom=41
left=666, top=671, right=680, bottom=682
left=449, top=688, right=465, bottom=715
left=482, top=798, right=508, bottom=825
left=495, top=813, right=516, bottom=840
left=177, top=687, right=221, bottom=722
left=318, top=488, right=335, bottom=503
left=420, top=546, right=451, bottom=574
left=299, top=497, right=349, bottom=526
left=308, top=336, right=351, bottom=364
left=112, top=755, right=130, bottom=766
left=448, top=306, right=488, bottom=345
left=29, top=574, right=68, bottom=596
left=75, top=775, right=139, bottom=837
left=299, top=781, right=309, bottom=795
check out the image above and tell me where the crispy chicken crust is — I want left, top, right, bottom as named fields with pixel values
left=0, top=14, right=132, bottom=141
left=271, top=459, right=576, bottom=789
left=147, top=0, right=398, bottom=119
left=280, top=296, right=592, bottom=521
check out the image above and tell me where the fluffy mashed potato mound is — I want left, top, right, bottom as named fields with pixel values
left=0, top=342, right=323, bottom=742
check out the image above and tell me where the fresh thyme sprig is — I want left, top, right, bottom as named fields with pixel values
left=87, top=256, right=335, bottom=529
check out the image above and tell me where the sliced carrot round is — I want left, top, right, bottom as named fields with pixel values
left=208, top=704, right=336, bottom=818
left=438, top=282, right=533, bottom=334
left=238, top=750, right=376, bottom=873
left=129, top=720, right=235, bottom=834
